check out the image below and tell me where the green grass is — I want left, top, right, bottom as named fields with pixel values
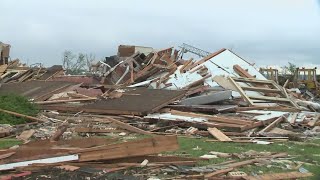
left=0, top=94, right=39, bottom=125
left=0, top=139, right=21, bottom=149
left=169, top=137, right=320, bottom=180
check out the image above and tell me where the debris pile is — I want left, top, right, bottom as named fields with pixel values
left=0, top=44, right=319, bottom=179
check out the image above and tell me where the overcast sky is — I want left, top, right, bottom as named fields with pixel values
left=1, top=0, right=320, bottom=67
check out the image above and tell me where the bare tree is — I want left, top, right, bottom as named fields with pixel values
left=62, top=50, right=97, bottom=75
left=62, top=50, right=76, bottom=73
left=85, top=53, right=96, bottom=72
left=284, top=62, right=297, bottom=75
left=62, top=51, right=89, bottom=75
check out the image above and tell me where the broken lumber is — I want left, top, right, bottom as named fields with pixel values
left=79, top=136, right=179, bottom=162
left=204, top=168, right=234, bottom=178
left=225, top=159, right=259, bottom=168
left=50, top=124, right=68, bottom=141
left=74, top=127, right=122, bottom=133
left=259, top=116, right=284, bottom=134
left=17, top=130, right=35, bottom=142
left=186, top=48, right=226, bottom=70
left=243, top=171, right=313, bottom=180
left=233, top=64, right=255, bottom=78
left=105, top=117, right=153, bottom=136
left=207, top=128, right=232, bottom=142
left=0, top=108, right=46, bottom=123
left=34, top=98, right=97, bottom=105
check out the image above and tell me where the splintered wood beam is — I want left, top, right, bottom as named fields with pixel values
left=247, top=95, right=291, bottom=102
left=0, top=108, right=46, bottom=123
left=34, top=98, right=97, bottom=105
left=186, top=48, right=226, bottom=70
left=236, top=106, right=300, bottom=112
left=240, top=86, right=282, bottom=93
left=232, top=77, right=274, bottom=84
left=283, top=79, right=289, bottom=88
left=228, top=77, right=254, bottom=106
left=104, top=117, right=153, bottom=136
left=259, top=116, right=284, bottom=133
left=233, top=64, right=255, bottom=78
left=50, top=124, right=68, bottom=141
left=180, top=58, right=193, bottom=73
left=204, top=168, right=234, bottom=178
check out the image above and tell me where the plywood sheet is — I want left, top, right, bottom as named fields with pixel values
left=82, top=88, right=186, bottom=115
left=0, top=80, right=79, bottom=100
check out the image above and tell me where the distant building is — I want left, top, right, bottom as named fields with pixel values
left=118, top=45, right=153, bottom=57
left=0, top=42, right=11, bottom=65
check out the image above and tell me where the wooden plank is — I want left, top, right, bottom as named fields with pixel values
left=289, top=113, right=298, bottom=124
left=182, top=73, right=211, bottom=90
left=34, top=98, right=97, bottom=105
left=228, top=77, right=254, bottom=105
left=232, top=136, right=288, bottom=139
left=207, top=128, right=232, bottom=142
left=283, top=79, right=289, bottom=88
left=273, top=82, right=300, bottom=108
left=307, top=114, right=320, bottom=127
left=170, top=110, right=251, bottom=125
left=236, top=106, right=300, bottom=112
left=241, top=86, right=281, bottom=93
left=34, top=84, right=75, bottom=101
left=179, top=58, right=193, bottom=73
left=74, top=127, right=122, bottom=133
left=0, top=152, right=15, bottom=160
left=105, top=117, right=153, bottom=136
left=247, top=95, right=291, bottom=102
left=233, top=64, right=255, bottom=78
left=212, top=75, right=238, bottom=91
left=259, top=116, right=284, bottom=134
left=226, top=159, right=258, bottom=168
left=243, top=172, right=313, bottom=180
left=204, top=168, right=234, bottom=178
left=241, top=121, right=265, bottom=131
left=232, top=77, right=274, bottom=84
left=17, top=130, right=35, bottom=141
left=79, top=136, right=179, bottom=162
left=50, top=124, right=68, bottom=141
left=0, top=108, right=46, bottom=123
left=186, top=48, right=226, bottom=71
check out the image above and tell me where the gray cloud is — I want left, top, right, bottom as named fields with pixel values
left=1, top=0, right=320, bottom=66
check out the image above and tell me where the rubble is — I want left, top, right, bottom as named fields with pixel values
left=0, top=44, right=319, bottom=179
